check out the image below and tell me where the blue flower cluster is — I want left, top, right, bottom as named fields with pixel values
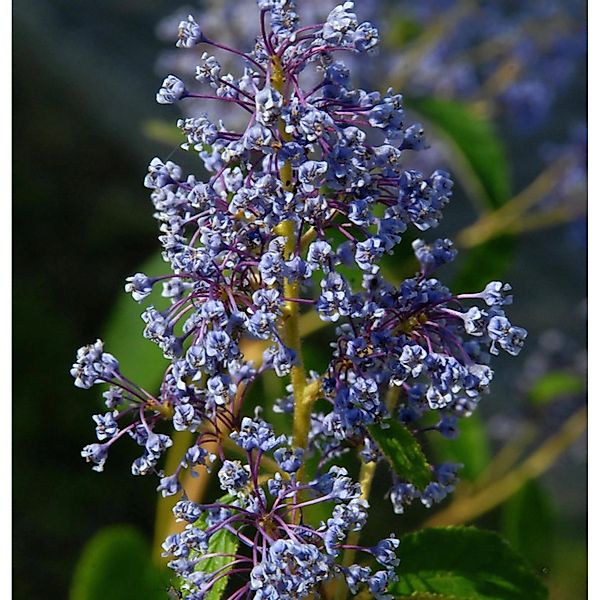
left=162, top=417, right=398, bottom=600
left=156, top=0, right=587, bottom=247
left=71, top=1, right=529, bottom=597
left=281, top=238, right=523, bottom=510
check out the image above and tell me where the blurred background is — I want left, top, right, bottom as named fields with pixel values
left=13, top=0, right=587, bottom=598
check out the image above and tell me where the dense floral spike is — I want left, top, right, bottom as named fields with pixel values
left=71, top=0, right=527, bottom=504
left=72, top=0, right=526, bottom=483
left=71, top=2, right=529, bottom=597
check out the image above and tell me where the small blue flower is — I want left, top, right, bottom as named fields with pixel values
left=131, top=454, right=155, bottom=477
left=368, top=570, right=396, bottom=599
left=390, top=483, right=420, bottom=515
left=92, top=411, right=119, bottom=441
left=488, top=315, right=528, bottom=355
left=321, top=2, right=358, bottom=46
left=173, top=497, right=202, bottom=523
left=145, top=432, right=173, bottom=460
left=412, top=238, right=457, bottom=271
left=258, top=251, right=286, bottom=285
left=176, top=15, right=206, bottom=48
left=243, top=124, right=274, bottom=151
left=156, top=75, right=187, bottom=104
left=399, top=344, right=427, bottom=377
left=81, top=443, right=109, bottom=472
left=437, top=415, right=459, bottom=439
left=372, top=536, right=400, bottom=568
left=195, top=53, right=222, bottom=84
left=354, top=22, right=379, bottom=52
left=182, top=445, right=214, bottom=471
left=274, top=447, right=304, bottom=473
left=102, top=386, right=124, bottom=409
left=71, top=339, right=119, bottom=389
left=255, top=87, right=283, bottom=126
left=298, top=160, right=328, bottom=192
left=158, top=473, right=182, bottom=497
left=231, top=417, right=286, bottom=452
left=173, top=403, right=202, bottom=432
left=462, top=306, right=487, bottom=336
left=420, top=481, right=449, bottom=508
left=218, top=459, right=250, bottom=494
left=401, top=123, right=427, bottom=150
left=355, top=238, right=385, bottom=274
left=480, top=281, right=514, bottom=306
left=345, top=564, right=371, bottom=594
left=125, top=273, right=155, bottom=302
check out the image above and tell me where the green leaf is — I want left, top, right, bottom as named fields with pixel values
left=501, top=481, right=555, bottom=569
left=391, top=526, right=548, bottom=600
left=430, top=413, right=491, bottom=481
left=103, top=252, right=170, bottom=391
left=70, top=526, right=170, bottom=600
left=187, top=494, right=241, bottom=600
left=368, top=420, right=431, bottom=489
left=529, top=371, right=586, bottom=405
left=406, top=97, right=511, bottom=210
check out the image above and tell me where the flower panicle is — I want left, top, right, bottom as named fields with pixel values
left=71, top=3, right=529, bottom=598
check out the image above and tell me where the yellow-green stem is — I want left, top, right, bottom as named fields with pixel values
left=474, top=423, right=536, bottom=490
left=271, top=54, right=311, bottom=456
left=279, top=220, right=309, bottom=449
left=505, top=200, right=586, bottom=236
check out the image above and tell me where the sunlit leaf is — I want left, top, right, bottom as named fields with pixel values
left=391, top=527, right=548, bottom=599
left=368, top=420, right=431, bottom=489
